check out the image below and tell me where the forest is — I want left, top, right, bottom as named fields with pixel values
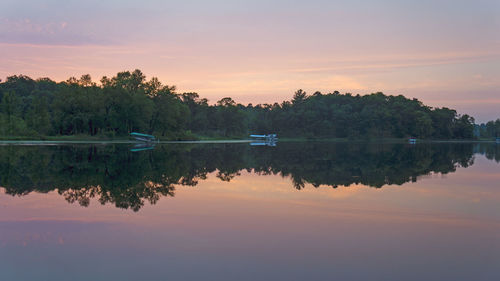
left=0, top=69, right=496, bottom=140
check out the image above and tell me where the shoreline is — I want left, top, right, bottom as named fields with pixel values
left=0, top=139, right=254, bottom=145
left=0, top=138, right=497, bottom=145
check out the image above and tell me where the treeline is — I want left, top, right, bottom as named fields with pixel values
left=475, top=119, right=500, bottom=139
left=2, top=142, right=496, bottom=211
left=0, top=69, right=480, bottom=139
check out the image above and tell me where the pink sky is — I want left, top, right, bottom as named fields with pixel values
left=0, top=0, right=499, bottom=121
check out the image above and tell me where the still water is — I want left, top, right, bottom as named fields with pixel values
left=0, top=142, right=499, bottom=281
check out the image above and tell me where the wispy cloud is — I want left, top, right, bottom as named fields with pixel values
left=287, top=52, right=500, bottom=74
left=0, top=17, right=114, bottom=46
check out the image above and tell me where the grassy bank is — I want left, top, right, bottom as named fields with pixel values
left=1, top=134, right=496, bottom=144
left=0, top=134, right=129, bottom=141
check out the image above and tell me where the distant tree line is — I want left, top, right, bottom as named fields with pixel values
left=475, top=119, right=500, bottom=139
left=0, top=69, right=485, bottom=139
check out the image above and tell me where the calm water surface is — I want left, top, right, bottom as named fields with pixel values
left=0, top=142, right=499, bottom=281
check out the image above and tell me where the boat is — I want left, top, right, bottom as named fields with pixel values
left=130, top=132, right=157, bottom=142
left=250, top=134, right=278, bottom=141
left=249, top=134, right=278, bottom=146
left=408, top=137, right=417, bottom=144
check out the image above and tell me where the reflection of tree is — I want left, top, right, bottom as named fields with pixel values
left=0, top=142, right=498, bottom=211
left=249, top=143, right=477, bottom=189
left=216, top=171, right=241, bottom=182
left=474, top=143, right=500, bottom=163
left=60, top=182, right=175, bottom=212
left=0, top=145, right=202, bottom=211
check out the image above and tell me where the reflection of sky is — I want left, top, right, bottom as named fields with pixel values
left=0, top=156, right=499, bottom=280
left=0, top=0, right=499, bottom=121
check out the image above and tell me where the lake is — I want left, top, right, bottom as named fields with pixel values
left=0, top=142, right=499, bottom=281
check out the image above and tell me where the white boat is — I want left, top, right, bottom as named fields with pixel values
left=250, top=134, right=278, bottom=146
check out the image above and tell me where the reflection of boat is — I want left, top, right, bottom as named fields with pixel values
left=408, top=137, right=417, bottom=144
left=130, top=132, right=158, bottom=142
left=130, top=143, right=155, bottom=152
left=250, top=141, right=277, bottom=147
left=250, top=134, right=278, bottom=147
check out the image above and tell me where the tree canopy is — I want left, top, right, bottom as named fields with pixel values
left=0, top=70, right=482, bottom=139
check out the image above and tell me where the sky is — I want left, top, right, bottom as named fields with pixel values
left=0, top=0, right=499, bottom=122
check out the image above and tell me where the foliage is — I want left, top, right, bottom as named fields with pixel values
left=476, top=119, right=500, bottom=139
left=0, top=71, right=479, bottom=139
left=243, top=90, right=476, bottom=139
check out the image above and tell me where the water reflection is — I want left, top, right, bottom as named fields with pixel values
left=130, top=142, right=156, bottom=152
left=0, top=142, right=498, bottom=211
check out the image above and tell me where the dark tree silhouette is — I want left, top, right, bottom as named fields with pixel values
left=0, top=142, right=497, bottom=211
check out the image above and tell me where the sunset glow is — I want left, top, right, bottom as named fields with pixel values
left=1, top=0, right=499, bottom=121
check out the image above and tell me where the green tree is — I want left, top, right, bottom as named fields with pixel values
left=1, top=91, right=23, bottom=135
left=28, top=95, right=52, bottom=135
left=215, top=97, right=245, bottom=137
